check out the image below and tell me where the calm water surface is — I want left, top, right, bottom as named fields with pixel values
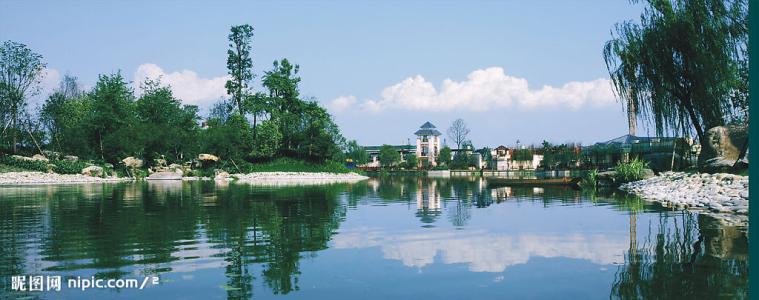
left=0, top=177, right=748, bottom=299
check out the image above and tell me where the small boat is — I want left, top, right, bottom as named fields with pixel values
left=486, top=177, right=580, bottom=187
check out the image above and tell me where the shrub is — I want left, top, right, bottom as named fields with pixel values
left=579, top=168, right=598, bottom=189
left=614, top=158, right=649, bottom=183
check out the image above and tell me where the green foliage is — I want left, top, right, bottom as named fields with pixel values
left=0, top=155, right=47, bottom=172
left=614, top=158, right=649, bottom=183
left=438, top=146, right=452, bottom=166
left=201, top=113, right=252, bottom=161
left=248, top=120, right=281, bottom=161
left=450, top=151, right=470, bottom=170
left=226, top=24, right=254, bottom=114
left=87, top=72, right=139, bottom=163
left=604, top=0, right=748, bottom=142
left=403, top=153, right=418, bottom=169
left=0, top=40, right=47, bottom=153
left=135, top=79, right=201, bottom=166
left=378, top=145, right=400, bottom=168
left=3, top=31, right=349, bottom=174
left=541, top=142, right=580, bottom=170
left=512, top=149, right=533, bottom=161
left=241, top=157, right=351, bottom=173
left=344, top=140, right=369, bottom=165
left=0, top=155, right=108, bottom=175
left=579, top=168, right=599, bottom=189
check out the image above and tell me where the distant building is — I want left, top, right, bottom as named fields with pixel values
left=492, top=145, right=511, bottom=170
left=360, top=121, right=443, bottom=168
left=362, top=145, right=416, bottom=168
left=582, top=134, right=696, bottom=171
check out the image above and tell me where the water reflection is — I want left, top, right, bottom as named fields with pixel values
left=0, top=178, right=748, bottom=299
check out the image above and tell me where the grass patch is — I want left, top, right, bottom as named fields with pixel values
left=614, top=158, right=649, bottom=183
left=0, top=163, right=34, bottom=173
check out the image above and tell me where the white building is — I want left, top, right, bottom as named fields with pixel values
left=414, top=122, right=442, bottom=167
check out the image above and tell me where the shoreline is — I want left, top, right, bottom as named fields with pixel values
left=620, top=171, right=749, bottom=224
left=0, top=171, right=368, bottom=186
left=0, top=172, right=132, bottom=185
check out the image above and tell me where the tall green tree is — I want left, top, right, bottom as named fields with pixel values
left=225, top=24, right=254, bottom=114
left=87, top=72, right=138, bottom=162
left=603, top=0, right=748, bottom=143
left=0, top=40, right=46, bottom=153
left=438, top=146, right=452, bottom=166
left=135, top=79, right=201, bottom=164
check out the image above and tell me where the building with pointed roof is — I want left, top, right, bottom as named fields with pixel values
left=415, top=121, right=442, bottom=167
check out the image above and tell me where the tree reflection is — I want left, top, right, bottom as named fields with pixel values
left=610, top=212, right=748, bottom=299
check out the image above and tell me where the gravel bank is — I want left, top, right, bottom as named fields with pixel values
left=232, top=172, right=368, bottom=185
left=620, top=172, right=749, bottom=215
left=0, top=172, right=132, bottom=185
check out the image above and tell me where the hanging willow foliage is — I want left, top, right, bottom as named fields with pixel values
left=603, top=0, right=748, bottom=143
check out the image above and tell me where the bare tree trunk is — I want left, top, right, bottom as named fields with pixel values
left=99, top=132, right=104, bottom=161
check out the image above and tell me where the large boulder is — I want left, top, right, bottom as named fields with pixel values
left=31, top=154, right=49, bottom=162
left=699, top=125, right=748, bottom=173
left=198, top=154, right=219, bottom=161
left=214, top=169, right=230, bottom=180
left=63, top=155, right=79, bottom=162
left=81, top=165, right=104, bottom=177
left=122, top=156, right=144, bottom=168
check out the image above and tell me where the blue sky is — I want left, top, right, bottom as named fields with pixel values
left=1, top=0, right=647, bottom=147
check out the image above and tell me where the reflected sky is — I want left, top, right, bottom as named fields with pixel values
left=0, top=178, right=748, bottom=299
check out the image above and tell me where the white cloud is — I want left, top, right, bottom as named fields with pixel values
left=26, top=68, right=61, bottom=108
left=133, top=63, right=229, bottom=108
left=332, top=228, right=627, bottom=272
left=328, top=67, right=616, bottom=113
left=327, top=95, right=357, bottom=113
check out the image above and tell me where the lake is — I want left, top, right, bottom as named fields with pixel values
left=0, top=177, right=748, bottom=299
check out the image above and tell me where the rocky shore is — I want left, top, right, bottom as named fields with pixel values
left=0, top=172, right=131, bottom=185
left=620, top=171, right=749, bottom=217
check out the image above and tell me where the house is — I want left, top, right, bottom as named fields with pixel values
left=414, top=122, right=442, bottom=167
left=492, top=145, right=511, bottom=171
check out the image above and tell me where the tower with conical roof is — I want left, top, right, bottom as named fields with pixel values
left=414, top=121, right=442, bottom=167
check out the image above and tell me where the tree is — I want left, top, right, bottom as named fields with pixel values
left=262, top=59, right=302, bottom=155
left=450, top=151, right=470, bottom=170
left=447, top=118, right=470, bottom=149
left=603, top=0, right=748, bottom=144
left=344, top=140, right=369, bottom=165
left=135, top=79, right=201, bottom=164
left=248, top=120, right=281, bottom=161
left=201, top=113, right=252, bottom=162
left=87, top=72, right=138, bottom=162
left=0, top=40, right=46, bottom=153
left=378, top=144, right=400, bottom=168
left=40, top=74, right=85, bottom=152
left=477, top=147, right=492, bottom=169
left=438, top=146, right=452, bottom=166
left=225, top=24, right=254, bottom=114
left=404, top=153, right=418, bottom=169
